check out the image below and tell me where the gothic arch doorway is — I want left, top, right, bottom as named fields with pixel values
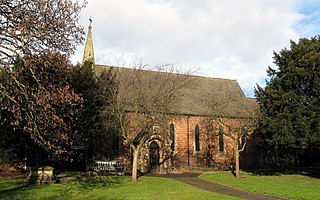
left=149, top=141, right=160, bottom=172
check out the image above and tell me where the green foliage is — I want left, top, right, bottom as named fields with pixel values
left=256, top=36, right=320, bottom=165
left=201, top=170, right=320, bottom=199
left=71, top=61, right=100, bottom=144
left=71, top=62, right=118, bottom=157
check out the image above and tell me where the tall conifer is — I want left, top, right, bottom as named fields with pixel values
left=256, top=36, right=320, bottom=165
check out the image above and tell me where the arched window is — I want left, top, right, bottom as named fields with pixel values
left=195, top=124, right=200, bottom=151
left=169, top=123, right=175, bottom=151
left=218, top=126, right=224, bottom=152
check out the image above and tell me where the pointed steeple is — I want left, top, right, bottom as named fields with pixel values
left=82, top=18, right=95, bottom=64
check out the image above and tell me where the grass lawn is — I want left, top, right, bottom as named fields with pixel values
left=0, top=173, right=238, bottom=200
left=200, top=170, right=320, bottom=200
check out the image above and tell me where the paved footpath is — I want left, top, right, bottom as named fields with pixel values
left=152, top=173, right=285, bottom=200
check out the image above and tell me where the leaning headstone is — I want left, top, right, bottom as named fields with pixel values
left=27, top=166, right=56, bottom=184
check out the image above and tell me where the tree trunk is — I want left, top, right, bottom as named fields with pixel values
left=235, top=143, right=240, bottom=178
left=131, top=149, right=139, bottom=182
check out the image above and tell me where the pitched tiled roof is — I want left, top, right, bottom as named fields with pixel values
left=95, top=64, right=256, bottom=118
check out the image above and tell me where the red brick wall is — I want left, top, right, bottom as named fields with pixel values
left=99, top=113, right=256, bottom=172
left=167, top=115, right=235, bottom=170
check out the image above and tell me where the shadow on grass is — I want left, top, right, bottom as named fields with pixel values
left=0, top=180, right=31, bottom=199
left=244, top=165, right=320, bottom=179
left=0, top=173, right=128, bottom=199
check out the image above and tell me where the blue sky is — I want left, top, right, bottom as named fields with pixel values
left=296, top=1, right=320, bottom=39
left=71, top=0, right=320, bottom=97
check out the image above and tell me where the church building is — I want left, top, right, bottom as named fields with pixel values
left=82, top=22, right=259, bottom=173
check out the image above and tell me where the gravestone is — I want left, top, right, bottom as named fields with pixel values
left=27, top=166, right=56, bottom=184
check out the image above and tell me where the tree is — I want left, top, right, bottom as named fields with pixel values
left=202, top=85, right=258, bottom=178
left=216, top=118, right=256, bottom=178
left=71, top=61, right=117, bottom=159
left=0, top=0, right=86, bottom=165
left=255, top=36, right=320, bottom=166
left=103, top=65, right=193, bottom=182
left=71, top=61, right=99, bottom=156
left=0, top=52, right=83, bottom=163
left=0, top=0, right=86, bottom=66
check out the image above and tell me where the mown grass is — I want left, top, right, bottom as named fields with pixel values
left=0, top=173, right=238, bottom=200
left=200, top=170, right=320, bottom=200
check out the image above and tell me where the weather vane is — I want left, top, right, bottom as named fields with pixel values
left=89, top=16, right=92, bottom=24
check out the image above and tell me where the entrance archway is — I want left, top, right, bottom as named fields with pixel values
left=149, top=141, right=160, bottom=171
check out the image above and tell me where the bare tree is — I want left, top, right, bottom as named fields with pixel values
left=202, top=84, right=258, bottom=178
left=217, top=118, right=256, bottom=178
left=0, top=0, right=86, bottom=66
left=101, top=64, right=193, bottom=182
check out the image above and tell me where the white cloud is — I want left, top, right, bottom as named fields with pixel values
left=72, top=0, right=307, bottom=97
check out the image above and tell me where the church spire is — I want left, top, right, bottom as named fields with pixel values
left=82, top=18, right=95, bottom=64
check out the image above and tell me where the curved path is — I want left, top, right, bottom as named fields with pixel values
left=152, top=173, right=285, bottom=200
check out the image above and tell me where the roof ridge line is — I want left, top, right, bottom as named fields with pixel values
left=94, top=64, right=238, bottom=82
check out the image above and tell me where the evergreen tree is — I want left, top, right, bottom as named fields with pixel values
left=71, top=62, right=117, bottom=158
left=255, top=36, right=320, bottom=165
left=72, top=61, right=98, bottom=148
